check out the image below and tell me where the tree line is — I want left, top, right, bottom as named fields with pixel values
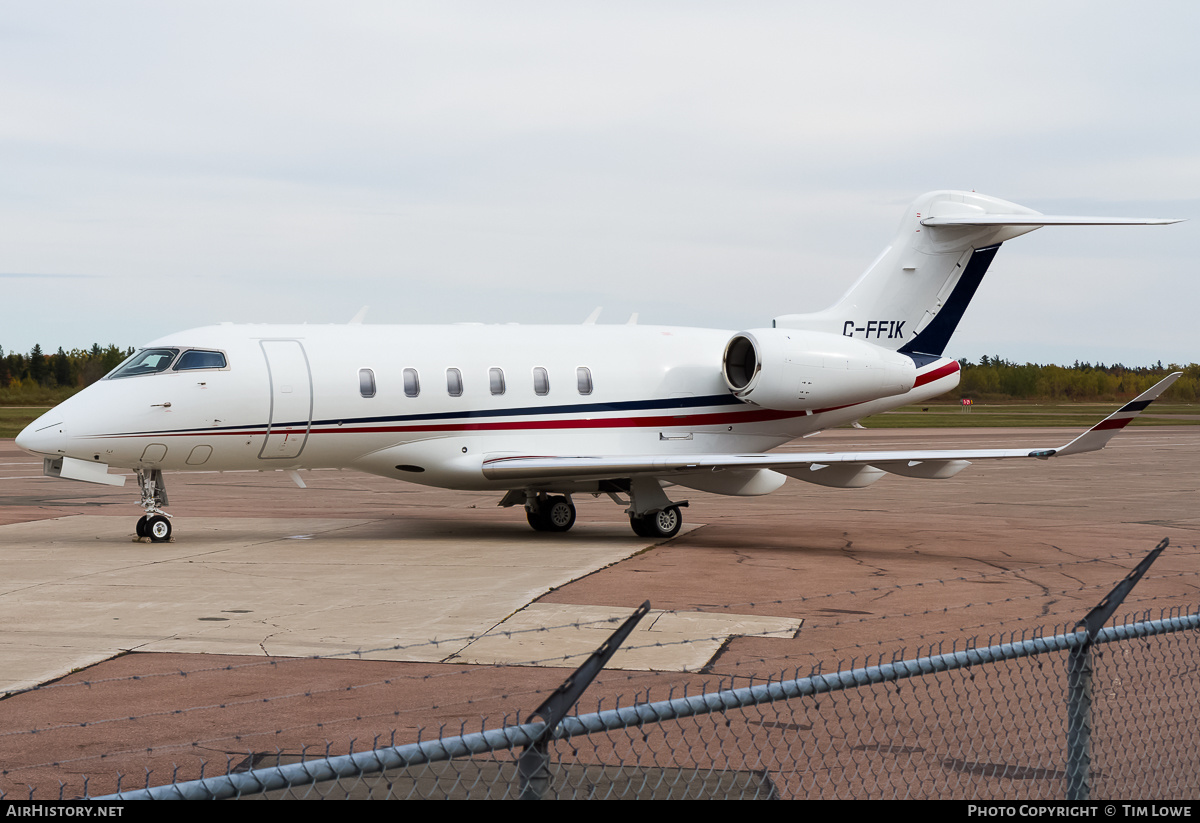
left=0, top=344, right=134, bottom=403
left=954, top=356, right=1199, bottom=403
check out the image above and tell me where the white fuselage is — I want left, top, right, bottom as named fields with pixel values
left=18, top=323, right=961, bottom=492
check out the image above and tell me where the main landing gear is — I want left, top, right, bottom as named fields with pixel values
left=509, top=477, right=687, bottom=539
left=135, top=468, right=173, bottom=543
left=525, top=494, right=577, bottom=533
left=622, top=475, right=686, bottom=539
left=629, top=505, right=684, bottom=539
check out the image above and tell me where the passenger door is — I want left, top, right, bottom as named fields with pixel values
left=258, top=339, right=312, bottom=460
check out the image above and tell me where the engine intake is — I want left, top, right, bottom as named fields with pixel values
left=721, top=329, right=916, bottom=410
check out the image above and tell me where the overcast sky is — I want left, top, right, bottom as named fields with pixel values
left=1, top=1, right=1196, bottom=366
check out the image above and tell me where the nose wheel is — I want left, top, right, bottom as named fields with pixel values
left=136, top=514, right=173, bottom=542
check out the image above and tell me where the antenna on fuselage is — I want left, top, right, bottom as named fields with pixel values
left=583, top=307, right=602, bottom=325
left=349, top=306, right=369, bottom=325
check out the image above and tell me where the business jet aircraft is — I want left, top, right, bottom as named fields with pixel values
left=16, top=191, right=1182, bottom=543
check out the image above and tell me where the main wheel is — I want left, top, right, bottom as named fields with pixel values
left=527, top=496, right=576, bottom=532
left=526, top=506, right=548, bottom=531
left=146, top=515, right=172, bottom=543
left=543, top=496, right=576, bottom=532
left=629, top=506, right=682, bottom=539
left=629, top=514, right=654, bottom=537
left=651, top=506, right=682, bottom=538
left=135, top=515, right=149, bottom=538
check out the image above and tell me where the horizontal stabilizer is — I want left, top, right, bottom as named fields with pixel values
left=921, top=215, right=1183, bottom=227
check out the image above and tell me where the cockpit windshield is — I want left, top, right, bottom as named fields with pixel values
left=174, top=350, right=227, bottom=371
left=107, top=348, right=229, bottom=379
left=108, top=348, right=179, bottom=379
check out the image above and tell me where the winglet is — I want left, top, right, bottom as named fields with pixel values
left=1052, top=372, right=1181, bottom=457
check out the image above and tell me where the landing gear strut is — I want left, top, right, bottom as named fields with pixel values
left=135, top=468, right=173, bottom=543
left=524, top=494, right=577, bottom=533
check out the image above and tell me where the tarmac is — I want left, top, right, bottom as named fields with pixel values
left=0, top=426, right=1196, bottom=798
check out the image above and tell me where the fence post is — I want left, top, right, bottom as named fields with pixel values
left=1065, top=634, right=1093, bottom=800
left=518, top=601, right=650, bottom=800
left=1065, top=538, right=1167, bottom=800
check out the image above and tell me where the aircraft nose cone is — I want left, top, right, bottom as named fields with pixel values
left=15, top=418, right=66, bottom=457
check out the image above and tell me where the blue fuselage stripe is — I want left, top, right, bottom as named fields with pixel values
left=106, top=393, right=746, bottom=437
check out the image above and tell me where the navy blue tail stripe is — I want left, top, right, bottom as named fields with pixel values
left=900, top=243, right=1002, bottom=358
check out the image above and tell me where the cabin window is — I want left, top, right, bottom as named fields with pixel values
left=533, top=367, right=549, bottom=396
left=446, top=368, right=463, bottom=397
left=174, top=350, right=227, bottom=371
left=359, top=368, right=376, bottom=398
left=576, top=366, right=593, bottom=395
left=489, top=367, right=505, bottom=396
left=403, top=368, right=420, bottom=397
left=109, top=348, right=179, bottom=379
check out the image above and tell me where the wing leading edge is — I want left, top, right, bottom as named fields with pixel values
left=481, top=373, right=1181, bottom=488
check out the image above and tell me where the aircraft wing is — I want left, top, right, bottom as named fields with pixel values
left=481, top=373, right=1181, bottom=486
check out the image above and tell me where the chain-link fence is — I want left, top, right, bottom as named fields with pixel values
left=92, top=608, right=1198, bottom=800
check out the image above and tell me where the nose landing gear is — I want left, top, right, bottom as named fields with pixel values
left=135, top=469, right=173, bottom=543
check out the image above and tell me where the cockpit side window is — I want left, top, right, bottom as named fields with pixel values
left=108, top=348, right=179, bottom=379
left=174, top=350, right=228, bottom=371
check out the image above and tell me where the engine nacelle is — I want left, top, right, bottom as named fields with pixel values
left=722, top=329, right=916, bottom=410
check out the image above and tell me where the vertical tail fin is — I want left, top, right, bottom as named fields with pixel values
left=774, top=191, right=1181, bottom=359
